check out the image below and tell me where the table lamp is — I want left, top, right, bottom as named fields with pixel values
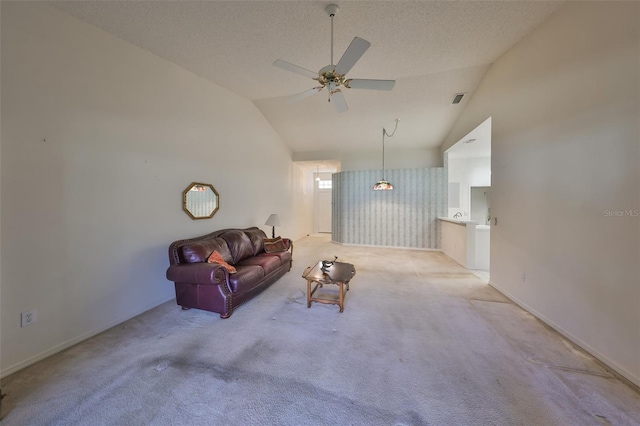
left=265, top=214, right=281, bottom=238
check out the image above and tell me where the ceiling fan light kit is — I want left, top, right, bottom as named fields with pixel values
left=273, top=4, right=396, bottom=113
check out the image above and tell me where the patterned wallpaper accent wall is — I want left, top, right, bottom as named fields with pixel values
left=332, top=168, right=446, bottom=249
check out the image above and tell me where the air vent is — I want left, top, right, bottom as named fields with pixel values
left=452, top=93, right=466, bottom=104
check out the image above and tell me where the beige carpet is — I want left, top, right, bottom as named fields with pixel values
left=2, top=235, right=639, bottom=425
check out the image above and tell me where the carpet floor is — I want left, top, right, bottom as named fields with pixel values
left=1, top=234, right=639, bottom=425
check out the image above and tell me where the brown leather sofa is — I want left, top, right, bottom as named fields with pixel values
left=166, top=227, right=292, bottom=318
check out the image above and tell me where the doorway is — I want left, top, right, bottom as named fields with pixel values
left=315, top=172, right=333, bottom=233
left=444, top=117, right=492, bottom=279
left=470, top=187, right=491, bottom=226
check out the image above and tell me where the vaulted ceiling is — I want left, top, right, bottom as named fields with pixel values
left=50, top=1, right=563, bottom=153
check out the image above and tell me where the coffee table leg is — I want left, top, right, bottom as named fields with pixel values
left=307, top=279, right=312, bottom=308
left=339, top=282, right=344, bottom=312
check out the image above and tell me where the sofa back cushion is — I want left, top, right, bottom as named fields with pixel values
left=181, top=237, right=233, bottom=264
left=243, top=227, right=266, bottom=256
left=219, top=230, right=254, bottom=264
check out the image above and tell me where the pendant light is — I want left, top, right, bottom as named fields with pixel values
left=373, top=119, right=399, bottom=191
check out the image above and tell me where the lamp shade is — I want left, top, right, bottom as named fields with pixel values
left=265, top=214, right=281, bottom=227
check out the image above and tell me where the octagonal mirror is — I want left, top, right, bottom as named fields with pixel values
left=183, top=182, right=219, bottom=220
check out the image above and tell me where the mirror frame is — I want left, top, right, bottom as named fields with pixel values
left=182, top=182, right=220, bottom=220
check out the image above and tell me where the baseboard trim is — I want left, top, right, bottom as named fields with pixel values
left=488, top=281, right=640, bottom=389
left=0, top=296, right=174, bottom=379
left=331, top=241, right=441, bottom=252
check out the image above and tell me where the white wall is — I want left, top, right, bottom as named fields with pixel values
left=441, top=2, right=640, bottom=385
left=0, top=2, right=304, bottom=376
left=447, top=156, right=491, bottom=219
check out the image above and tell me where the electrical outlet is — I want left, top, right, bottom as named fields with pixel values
left=21, top=310, right=37, bottom=327
left=520, top=272, right=526, bottom=284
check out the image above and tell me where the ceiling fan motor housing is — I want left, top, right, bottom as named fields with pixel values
left=318, top=64, right=346, bottom=88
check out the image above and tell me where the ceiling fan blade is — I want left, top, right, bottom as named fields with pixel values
left=331, top=89, right=349, bottom=113
left=334, top=37, right=370, bottom=75
left=345, top=79, right=396, bottom=91
left=285, top=87, right=322, bottom=105
left=273, top=59, right=318, bottom=79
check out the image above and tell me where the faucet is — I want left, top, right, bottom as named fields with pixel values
left=453, top=212, right=462, bottom=219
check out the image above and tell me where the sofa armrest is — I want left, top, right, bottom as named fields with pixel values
left=283, top=238, right=293, bottom=259
left=282, top=238, right=292, bottom=250
left=166, top=263, right=229, bottom=285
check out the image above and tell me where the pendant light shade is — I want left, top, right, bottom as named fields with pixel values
left=373, top=180, right=393, bottom=191
left=373, top=119, right=399, bottom=191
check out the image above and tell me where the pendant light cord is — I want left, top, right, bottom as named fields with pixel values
left=381, top=119, right=400, bottom=180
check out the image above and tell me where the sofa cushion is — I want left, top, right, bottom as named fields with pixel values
left=181, top=238, right=233, bottom=264
left=259, top=251, right=292, bottom=265
left=228, top=265, right=265, bottom=293
left=220, top=230, right=254, bottom=264
left=236, top=255, right=281, bottom=275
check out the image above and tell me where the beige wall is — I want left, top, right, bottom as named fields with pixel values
left=0, top=3, right=307, bottom=375
left=340, top=147, right=442, bottom=171
left=442, top=2, right=640, bottom=385
left=291, top=147, right=442, bottom=172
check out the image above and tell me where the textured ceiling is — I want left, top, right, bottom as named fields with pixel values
left=50, top=1, right=563, bottom=154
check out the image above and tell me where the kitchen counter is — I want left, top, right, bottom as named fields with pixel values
left=438, top=217, right=477, bottom=226
left=438, top=218, right=490, bottom=271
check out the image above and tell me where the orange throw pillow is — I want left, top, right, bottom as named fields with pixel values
left=207, top=250, right=237, bottom=274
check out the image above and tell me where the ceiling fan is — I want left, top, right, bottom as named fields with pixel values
left=273, top=4, right=396, bottom=113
